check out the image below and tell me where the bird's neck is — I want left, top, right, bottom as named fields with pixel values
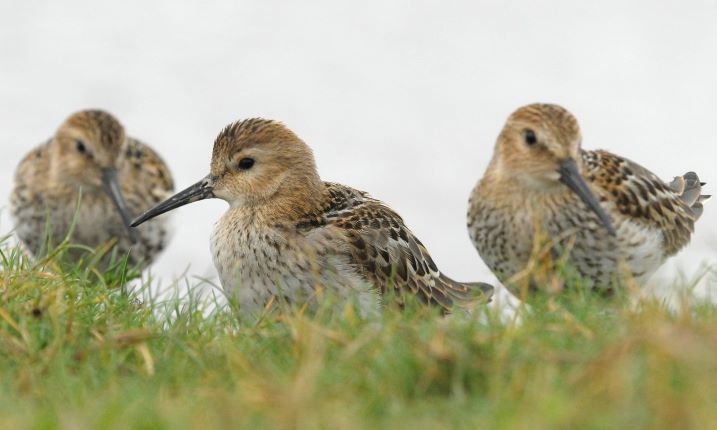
left=232, top=175, right=326, bottom=225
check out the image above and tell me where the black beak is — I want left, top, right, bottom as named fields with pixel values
left=131, top=174, right=215, bottom=227
left=101, top=168, right=139, bottom=243
left=558, top=158, right=617, bottom=236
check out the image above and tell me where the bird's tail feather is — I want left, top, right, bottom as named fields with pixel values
left=668, top=171, right=710, bottom=220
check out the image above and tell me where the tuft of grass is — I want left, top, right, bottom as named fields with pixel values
left=1, top=240, right=717, bottom=429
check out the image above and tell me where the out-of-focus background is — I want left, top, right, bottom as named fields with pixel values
left=1, top=1, right=715, bottom=304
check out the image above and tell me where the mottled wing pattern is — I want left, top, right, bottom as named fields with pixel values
left=10, top=141, right=52, bottom=251
left=583, top=150, right=708, bottom=256
left=13, top=140, right=50, bottom=197
left=119, top=137, right=175, bottom=210
left=302, top=182, right=492, bottom=312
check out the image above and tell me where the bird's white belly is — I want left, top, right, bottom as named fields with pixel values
left=612, top=219, right=665, bottom=283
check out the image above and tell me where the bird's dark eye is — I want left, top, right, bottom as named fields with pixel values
left=237, top=157, right=255, bottom=170
left=523, top=129, right=538, bottom=146
left=75, top=140, right=87, bottom=153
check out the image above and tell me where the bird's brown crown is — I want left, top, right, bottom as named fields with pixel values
left=209, top=118, right=324, bottom=214
left=49, top=109, right=127, bottom=188
left=62, top=110, right=125, bottom=154
left=489, top=103, right=583, bottom=188
left=506, top=103, right=580, bottom=143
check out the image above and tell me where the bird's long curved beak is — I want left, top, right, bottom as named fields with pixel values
left=101, top=168, right=139, bottom=243
left=131, top=174, right=215, bottom=227
left=558, top=158, right=617, bottom=236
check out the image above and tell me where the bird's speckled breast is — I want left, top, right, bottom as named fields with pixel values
left=210, top=208, right=379, bottom=315
left=13, top=186, right=169, bottom=267
left=469, top=188, right=665, bottom=292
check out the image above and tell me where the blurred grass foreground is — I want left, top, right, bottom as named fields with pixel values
left=0, top=237, right=716, bottom=429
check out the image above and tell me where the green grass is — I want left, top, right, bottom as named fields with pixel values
left=1, top=241, right=717, bottom=430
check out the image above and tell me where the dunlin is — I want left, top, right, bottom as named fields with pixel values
left=132, top=118, right=493, bottom=315
left=11, top=109, right=174, bottom=268
left=468, top=103, right=709, bottom=296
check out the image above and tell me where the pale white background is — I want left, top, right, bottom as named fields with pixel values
left=1, top=1, right=715, bottom=304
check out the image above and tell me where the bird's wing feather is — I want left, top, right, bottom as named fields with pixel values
left=120, top=137, right=175, bottom=209
left=298, top=182, right=492, bottom=313
left=583, top=150, right=706, bottom=255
